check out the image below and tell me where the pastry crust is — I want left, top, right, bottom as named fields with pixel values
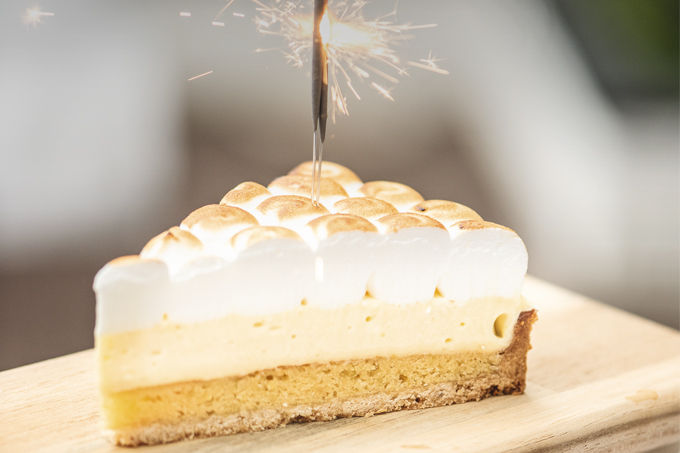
left=105, top=310, right=537, bottom=447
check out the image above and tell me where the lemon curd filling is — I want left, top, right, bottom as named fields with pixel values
left=98, top=295, right=530, bottom=394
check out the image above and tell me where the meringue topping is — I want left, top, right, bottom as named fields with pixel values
left=95, top=162, right=528, bottom=335
left=288, top=161, right=363, bottom=193
left=268, top=175, right=348, bottom=208
left=230, top=225, right=303, bottom=252
left=333, top=197, right=398, bottom=220
left=375, top=212, right=446, bottom=234
left=256, top=195, right=330, bottom=229
left=358, top=181, right=425, bottom=210
left=220, top=182, right=272, bottom=211
left=305, top=214, right=378, bottom=242
left=180, top=205, right=258, bottom=245
left=140, top=227, right=204, bottom=273
left=408, top=200, right=483, bottom=227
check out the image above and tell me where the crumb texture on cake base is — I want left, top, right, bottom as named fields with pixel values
left=104, top=310, right=536, bottom=447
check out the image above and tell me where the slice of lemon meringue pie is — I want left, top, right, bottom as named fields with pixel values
left=94, top=161, right=537, bottom=446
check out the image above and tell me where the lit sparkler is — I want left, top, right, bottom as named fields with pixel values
left=310, top=0, right=329, bottom=205
left=23, top=7, right=54, bottom=27
left=250, top=0, right=447, bottom=121
left=210, top=0, right=446, bottom=206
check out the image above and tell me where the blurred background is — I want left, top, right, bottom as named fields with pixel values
left=0, top=0, right=678, bottom=371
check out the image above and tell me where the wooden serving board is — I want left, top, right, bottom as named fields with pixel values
left=1, top=276, right=679, bottom=452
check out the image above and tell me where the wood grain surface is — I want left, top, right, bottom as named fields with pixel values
left=1, top=276, right=679, bottom=452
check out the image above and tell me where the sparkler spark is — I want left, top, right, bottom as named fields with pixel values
left=407, top=51, right=449, bottom=75
left=188, top=71, right=214, bottom=81
left=371, top=82, right=393, bottom=101
left=180, top=12, right=192, bottom=17
left=233, top=13, right=245, bottom=17
left=212, top=21, right=225, bottom=26
left=251, top=0, right=447, bottom=120
left=214, top=0, right=237, bottom=21
left=23, top=7, right=54, bottom=27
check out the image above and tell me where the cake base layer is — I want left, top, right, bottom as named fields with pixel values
left=104, top=310, right=536, bottom=447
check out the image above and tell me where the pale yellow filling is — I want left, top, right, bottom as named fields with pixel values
left=97, top=295, right=531, bottom=394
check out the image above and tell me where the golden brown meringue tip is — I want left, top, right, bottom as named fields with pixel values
left=333, top=197, right=398, bottom=220
left=304, top=214, right=378, bottom=241
left=408, top=200, right=483, bottom=225
left=375, top=212, right=446, bottom=234
left=288, top=161, right=363, bottom=191
left=455, top=219, right=516, bottom=234
left=358, top=181, right=424, bottom=210
left=180, top=204, right=258, bottom=232
left=220, top=182, right=272, bottom=208
left=141, top=227, right=203, bottom=258
left=267, top=175, right=348, bottom=202
left=230, top=225, right=303, bottom=252
left=256, top=195, right=330, bottom=225
left=94, top=255, right=170, bottom=290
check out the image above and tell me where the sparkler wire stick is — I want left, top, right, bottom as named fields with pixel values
left=312, top=0, right=329, bottom=142
left=311, top=0, right=329, bottom=206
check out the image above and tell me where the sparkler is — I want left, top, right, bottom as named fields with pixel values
left=23, top=7, right=54, bottom=27
left=210, top=0, right=447, bottom=204
left=247, top=0, right=446, bottom=205
left=251, top=0, right=447, bottom=121
left=310, top=0, right=329, bottom=206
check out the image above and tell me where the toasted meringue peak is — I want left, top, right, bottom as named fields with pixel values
left=182, top=205, right=257, bottom=229
left=438, top=222, right=527, bottom=302
left=180, top=205, right=258, bottom=244
left=94, top=255, right=169, bottom=289
left=358, top=181, right=424, bottom=210
left=288, top=161, right=363, bottom=192
left=230, top=225, right=302, bottom=252
left=267, top=175, right=348, bottom=207
left=220, top=182, right=272, bottom=211
left=375, top=212, right=446, bottom=233
left=256, top=195, right=330, bottom=229
left=140, top=227, right=204, bottom=272
left=408, top=200, right=483, bottom=226
left=333, top=197, right=398, bottom=220
left=141, top=227, right=203, bottom=254
left=456, top=219, right=515, bottom=233
left=305, top=214, right=378, bottom=241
